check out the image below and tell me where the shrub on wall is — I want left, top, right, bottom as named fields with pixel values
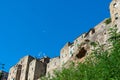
left=104, top=18, right=111, bottom=25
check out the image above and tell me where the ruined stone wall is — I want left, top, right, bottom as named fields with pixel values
left=28, top=59, right=46, bottom=80
left=110, top=0, right=120, bottom=32
left=60, top=42, right=71, bottom=66
left=74, top=33, right=85, bottom=50
left=19, top=55, right=34, bottom=80
left=110, top=0, right=120, bottom=23
left=69, top=43, right=75, bottom=58
left=7, top=64, right=22, bottom=80
left=8, top=55, right=34, bottom=80
left=46, top=57, right=60, bottom=77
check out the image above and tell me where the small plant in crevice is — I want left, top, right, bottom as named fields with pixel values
left=104, top=18, right=111, bottom=25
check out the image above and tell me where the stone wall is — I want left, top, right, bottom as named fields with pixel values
left=7, top=64, right=22, bottom=80
left=19, top=55, right=34, bottom=80
left=8, top=55, right=35, bottom=80
left=110, top=0, right=120, bottom=23
left=28, top=59, right=46, bottom=80
left=60, top=42, right=71, bottom=66
left=46, top=57, right=60, bottom=77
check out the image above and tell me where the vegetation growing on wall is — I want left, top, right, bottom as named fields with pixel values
left=104, top=18, right=111, bottom=25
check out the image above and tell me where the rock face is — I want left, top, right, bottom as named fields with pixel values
left=8, top=0, right=120, bottom=80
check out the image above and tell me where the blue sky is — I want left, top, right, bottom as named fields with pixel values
left=0, top=0, right=111, bottom=71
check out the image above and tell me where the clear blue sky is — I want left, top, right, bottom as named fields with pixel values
left=0, top=0, right=111, bottom=71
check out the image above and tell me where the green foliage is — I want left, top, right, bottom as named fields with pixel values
left=90, top=42, right=97, bottom=47
left=104, top=18, right=111, bottom=25
left=0, top=72, right=2, bottom=80
left=42, top=26, right=120, bottom=80
left=108, top=25, right=120, bottom=44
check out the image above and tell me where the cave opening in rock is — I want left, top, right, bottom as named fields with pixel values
left=76, top=47, right=87, bottom=59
